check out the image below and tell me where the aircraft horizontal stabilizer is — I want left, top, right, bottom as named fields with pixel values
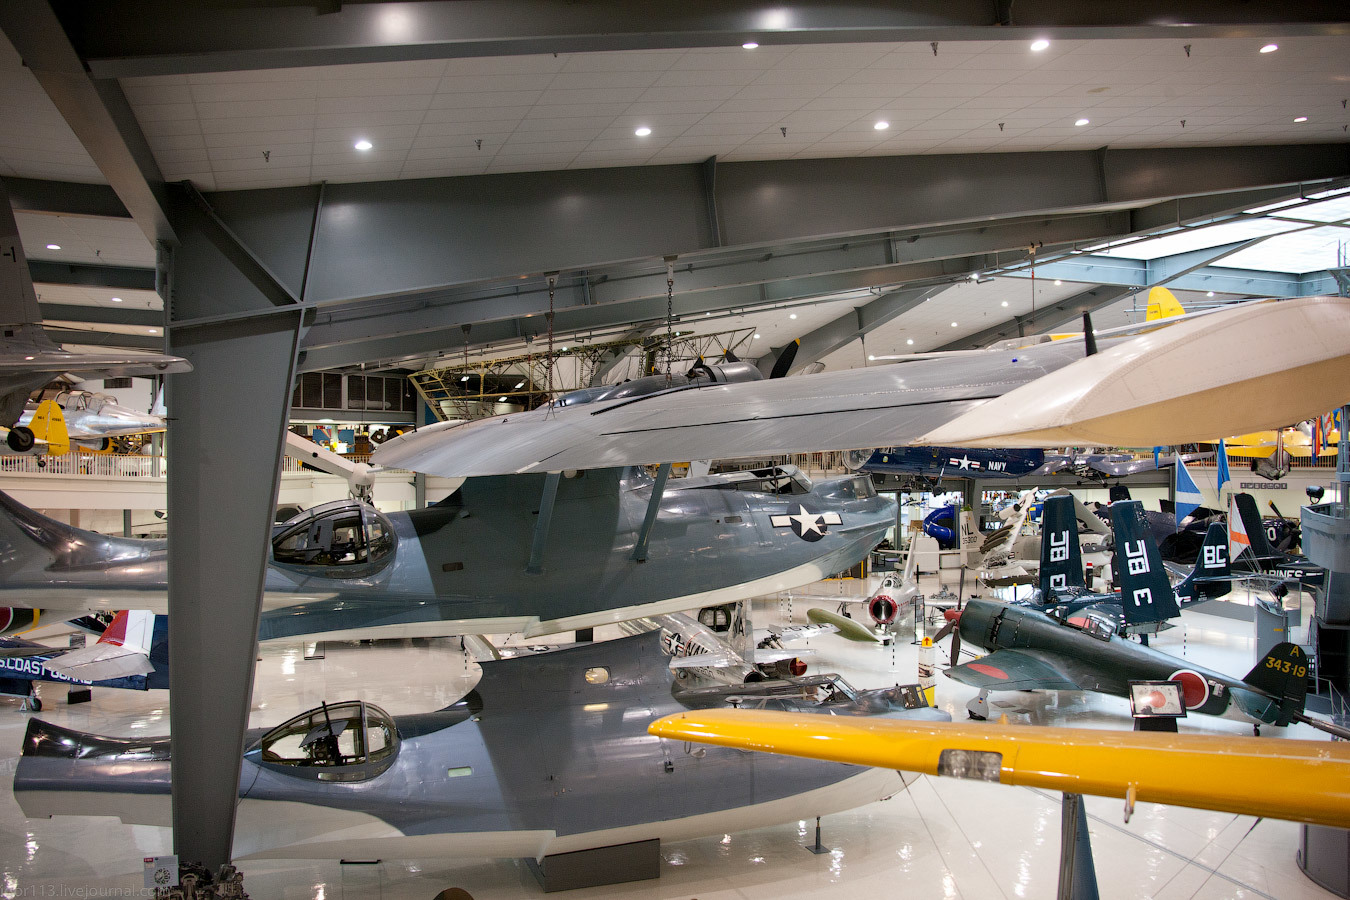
left=917, top=296, right=1350, bottom=448
left=647, top=710, right=1350, bottom=828
left=42, top=642, right=154, bottom=681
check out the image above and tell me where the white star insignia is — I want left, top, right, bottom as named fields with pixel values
left=788, top=505, right=825, bottom=537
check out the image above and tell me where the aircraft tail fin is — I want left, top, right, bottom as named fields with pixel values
left=1233, top=492, right=1276, bottom=557
left=0, top=183, right=46, bottom=329
left=27, top=400, right=69, bottom=457
left=1145, top=286, right=1186, bottom=321
left=1109, top=501, right=1180, bottom=625
left=1235, top=642, right=1309, bottom=725
left=1038, top=495, right=1085, bottom=596
left=1174, top=522, right=1232, bottom=606
left=42, top=610, right=157, bottom=683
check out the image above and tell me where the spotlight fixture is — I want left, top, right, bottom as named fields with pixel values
left=1294, top=116, right=1308, bottom=123
left=1074, top=118, right=1090, bottom=127
left=874, top=121, right=889, bottom=131
left=742, top=41, right=759, bottom=50
left=111, top=296, right=123, bottom=302
left=1030, top=39, right=1050, bottom=52
left=1260, top=43, right=1278, bottom=53
left=634, top=126, right=652, bottom=137
left=354, top=139, right=373, bottom=151
left=45, top=244, right=60, bottom=250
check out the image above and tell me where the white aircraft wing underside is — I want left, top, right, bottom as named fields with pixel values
left=375, top=297, right=1350, bottom=478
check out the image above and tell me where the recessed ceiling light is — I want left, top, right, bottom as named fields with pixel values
left=45, top=244, right=60, bottom=250
left=753, top=333, right=761, bottom=339
left=906, top=338, right=914, bottom=345
left=148, top=328, right=159, bottom=334
left=1294, top=116, right=1308, bottom=123
left=1207, top=291, right=1215, bottom=297
left=705, top=311, right=711, bottom=316
left=1259, top=43, right=1278, bottom=53
left=874, top=121, right=889, bottom=131
left=354, top=139, right=373, bottom=151
left=110, top=296, right=123, bottom=302
left=789, top=313, right=797, bottom=319
left=742, top=41, right=759, bottom=50
left=950, top=321, right=958, bottom=327
left=497, top=397, right=508, bottom=403
left=1030, top=39, right=1050, bottom=52
left=1074, top=118, right=1090, bottom=127
left=560, top=346, right=568, bottom=351
left=1001, top=301, right=1009, bottom=307
left=867, top=354, right=875, bottom=361
left=634, top=126, right=652, bottom=137
left=513, top=381, right=525, bottom=389
left=24, top=355, right=34, bottom=360
left=1054, top=279, right=1062, bottom=285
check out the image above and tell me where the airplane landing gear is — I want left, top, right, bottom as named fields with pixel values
left=967, top=690, right=991, bottom=720
left=7, top=425, right=34, bottom=452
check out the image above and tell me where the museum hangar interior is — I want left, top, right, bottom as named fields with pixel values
left=0, top=3, right=1349, bottom=898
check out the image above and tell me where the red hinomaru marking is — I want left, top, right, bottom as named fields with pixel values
left=967, top=662, right=1009, bottom=680
left=1169, top=669, right=1209, bottom=709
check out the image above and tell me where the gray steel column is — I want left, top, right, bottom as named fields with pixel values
left=165, top=312, right=303, bottom=869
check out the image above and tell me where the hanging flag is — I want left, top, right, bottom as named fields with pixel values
left=1312, top=417, right=1322, bottom=464
left=1228, top=493, right=1252, bottom=562
left=1174, top=455, right=1203, bottom=528
left=1153, top=446, right=1162, bottom=467
left=1216, top=438, right=1231, bottom=493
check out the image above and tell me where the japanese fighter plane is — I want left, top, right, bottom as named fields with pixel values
left=0, top=462, right=894, bottom=641
left=14, top=631, right=947, bottom=862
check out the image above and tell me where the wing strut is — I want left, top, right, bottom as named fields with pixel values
left=525, top=472, right=562, bottom=575
left=631, top=462, right=672, bottom=562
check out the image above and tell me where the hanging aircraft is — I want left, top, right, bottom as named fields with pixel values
left=0, top=461, right=895, bottom=641
left=0, top=611, right=166, bottom=709
left=846, top=446, right=1210, bottom=485
left=0, top=180, right=189, bottom=452
left=16, top=390, right=164, bottom=451
left=15, top=632, right=947, bottom=862
left=371, top=295, right=1350, bottom=479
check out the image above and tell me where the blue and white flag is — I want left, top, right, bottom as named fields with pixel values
left=1216, top=438, right=1232, bottom=493
left=1175, top=455, right=1203, bottom=527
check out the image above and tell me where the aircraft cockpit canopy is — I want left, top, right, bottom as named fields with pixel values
left=1060, top=609, right=1118, bottom=642
left=271, top=500, right=395, bottom=571
left=721, top=466, right=814, bottom=495
left=253, top=700, right=399, bottom=782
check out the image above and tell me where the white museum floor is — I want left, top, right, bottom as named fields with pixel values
left=0, top=573, right=1339, bottom=900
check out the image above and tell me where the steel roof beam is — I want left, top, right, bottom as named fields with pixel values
left=0, top=2, right=172, bottom=245
left=4, top=177, right=131, bottom=218
left=54, top=1, right=1350, bottom=78
left=931, top=285, right=1135, bottom=351
left=38, top=303, right=159, bottom=328
left=1004, top=257, right=1337, bottom=297
left=30, top=261, right=156, bottom=292
left=42, top=326, right=163, bottom=351
left=757, top=284, right=952, bottom=376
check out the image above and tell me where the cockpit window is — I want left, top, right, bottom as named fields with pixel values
left=257, top=701, right=398, bottom=781
left=272, top=501, right=395, bottom=569
left=1063, top=611, right=1116, bottom=642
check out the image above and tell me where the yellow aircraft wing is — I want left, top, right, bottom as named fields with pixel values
left=648, top=710, right=1350, bottom=828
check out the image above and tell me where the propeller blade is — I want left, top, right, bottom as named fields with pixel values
left=769, top=339, right=800, bottom=379
left=722, top=349, right=740, bottom=363
left=950, top=629, right=962, bottom=667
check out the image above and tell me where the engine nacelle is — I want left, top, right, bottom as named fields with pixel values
left=0, top=608, right=40, bottom=636
left=759, top=657, right=808, bottom=679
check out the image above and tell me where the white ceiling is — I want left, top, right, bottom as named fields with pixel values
left=89, top=34, right=1350, bottom=191
left=15, top=211, right=158, bottom=268
left=31, top=283, right=161, bottom=310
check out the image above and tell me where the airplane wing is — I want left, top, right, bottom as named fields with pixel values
left=646, top=710, right=1350, bottom=829
left=373, top=297, right=1350, bottom=477
left=945, top=649, right=1083, bottom=692
left=42, top=642, right=154, bottom=681
left=668, top=648, right=744, bottom=670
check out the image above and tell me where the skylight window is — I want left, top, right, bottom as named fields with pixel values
left=1211, top=226, right=1350, bottom=274
left=1092, top=218, right=1305, bottom=261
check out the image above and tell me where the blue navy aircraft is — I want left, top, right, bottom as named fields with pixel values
left=0, top=462, right=893, bottom=641
left=847, top=446, right=1210, bottom=484
left=15, top=632, right=948, bottom=861
left=0, top=611, right=168, bottom=709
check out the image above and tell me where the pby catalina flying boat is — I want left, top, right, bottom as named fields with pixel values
left=0, top=180, right=189, bottom=452
left=372, top=296, right=1350, bottom=478
left=0, top=462, right=894, bottom=640
left=15, top=632, right=947, bottom=862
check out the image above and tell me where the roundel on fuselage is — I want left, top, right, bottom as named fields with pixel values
left=1168, top=669, right=1210, bottom=709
